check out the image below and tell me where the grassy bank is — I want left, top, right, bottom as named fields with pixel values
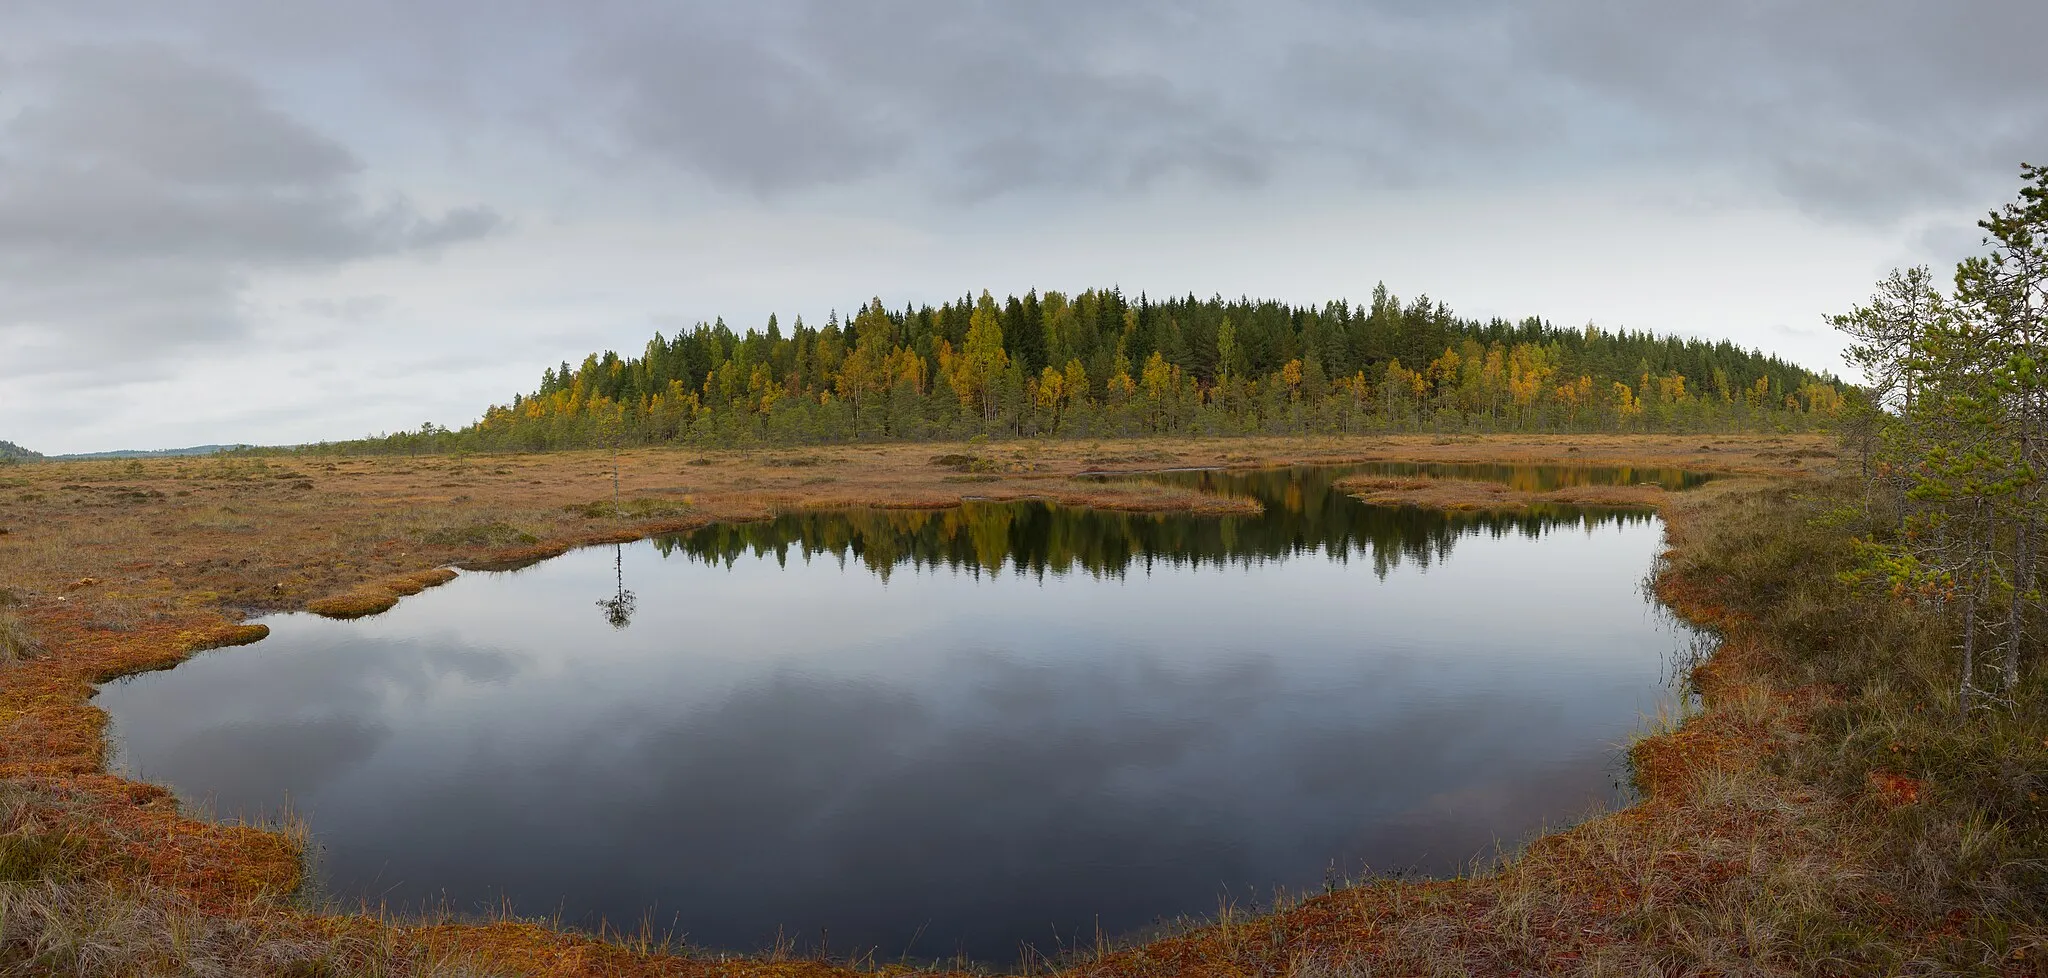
left=14, top=433, right=2016, bottom=976
left=1039, top=473, right=2043, bottom=976
left=1653, top=476, right=2047, bottom=972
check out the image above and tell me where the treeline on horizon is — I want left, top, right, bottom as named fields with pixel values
left=322, top=284, right=1845, bottom=454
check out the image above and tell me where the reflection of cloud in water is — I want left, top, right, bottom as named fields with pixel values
left=98, top=468, right=1684, bottom=963
left=151, top=717, right=391, bottom=821
left=103, top=632, right=531, bottom=818
left=298, top=648, right=1636, bottom=959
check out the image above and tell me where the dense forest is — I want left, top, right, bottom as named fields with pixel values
left=0, top=441, right=41, bottom=461
left=331, top=285, right=1843, bottom=454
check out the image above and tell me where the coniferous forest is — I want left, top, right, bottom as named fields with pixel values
left=333, top=285, right=1842, bottom=454
left=1837, top=163, right=2048, bottom=706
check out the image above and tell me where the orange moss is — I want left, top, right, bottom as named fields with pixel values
left=387, top=567, right=459, bottom=596
left=1868, top=771, right=1926, bottom=807
left=306, top=587, right=401, bottom=619
left=406, top=919, right=975, bottom=978
left=309, top=567, right=458, bottom=617
left=1628, top=720, right=1754, bottom=800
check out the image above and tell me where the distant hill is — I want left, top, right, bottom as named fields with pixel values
left=0, top=440, right=42, bottom=461
left=48, top=444, right=249, bottom=461
left=392, top=284, right=1843, bottom=454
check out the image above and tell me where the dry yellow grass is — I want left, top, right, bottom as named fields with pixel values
left=306, top=567, right=461, bottom=619
left=1332, top=474, right=1670, bottom=511
left=2, top=433, right=1885, bottom=977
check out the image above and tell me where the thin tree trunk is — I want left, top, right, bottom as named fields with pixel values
left=1961, top=518, right=1982, bottom=711
left=1962, top=578, right=1978, bottom=710
left=2007, top=517, right=2031, bottom=693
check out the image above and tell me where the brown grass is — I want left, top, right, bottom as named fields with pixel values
left=0, top=611, right=40, bottom=666
left=1050, top=474, right=2047, bottom=977
left=307, top=567, right=461, bottom=619
left=5, top=432, right=1924, bottom=977
left=1333, top=474, right=1668, bottom=511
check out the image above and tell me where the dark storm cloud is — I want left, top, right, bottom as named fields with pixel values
left=0, top=43, right=502, bottom=378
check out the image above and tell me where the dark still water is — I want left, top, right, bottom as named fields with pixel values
left=101, top=465, right=1691, bottom=964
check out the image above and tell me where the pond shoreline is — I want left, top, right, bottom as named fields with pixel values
left=100, top=482, right=1680, bottom=962
left=0, top=433, right=1830, bottom=975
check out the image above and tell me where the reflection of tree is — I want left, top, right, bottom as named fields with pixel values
left=596, top=544, right=637, bottom=628
left=650, top=465, right=1660, bottom=581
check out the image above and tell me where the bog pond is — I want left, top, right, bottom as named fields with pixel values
left=101, top=463, right=1702, bottom=964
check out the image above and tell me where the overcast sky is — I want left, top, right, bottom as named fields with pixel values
left=3, top=2, right=2042, bottom=454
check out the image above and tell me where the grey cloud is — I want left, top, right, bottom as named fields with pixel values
left=300, top=295, right=394, bottom=322
left=1913, top=219, right=1995, bottom=272
left=581, top=0, right=1268, bottom=198
left=1276, top=27, right=1568, bottom=184
left=1503, top=1, right=2048, bottom=218
left=556, top=0, right=2046, bottom=218
left=403, top=204, right=508, bottom=250
left=14, top=1, right=2041, bottom=217
left=589, top=11, right=904, bottom=193
left=0, top=42, right=503, bottom=379
left=1, top=0, right=2040, bottom=451
left=14, top=46, right=359, bottom=188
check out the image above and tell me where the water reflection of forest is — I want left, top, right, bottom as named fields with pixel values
left=654, top=465, right=1667, bottom=581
